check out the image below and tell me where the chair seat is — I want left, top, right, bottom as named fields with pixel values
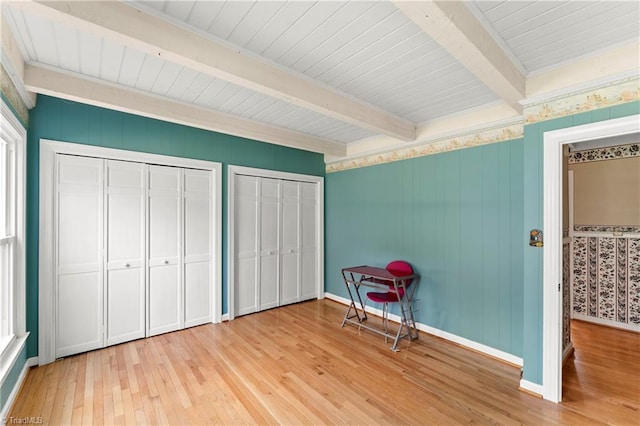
left=367, top=291, right=400, bottom=304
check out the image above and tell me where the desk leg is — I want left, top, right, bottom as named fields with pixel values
left=390, top=283, right=419, bottom=351
left=353, top=283, right=367, bottom=322
left=341, top=274, right=367, bottom=327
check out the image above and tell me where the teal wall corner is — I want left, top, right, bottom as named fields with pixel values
left=326, top=138, right=525, bottom=358
left=521, top=100, right=640, bottom=385
left=25, top=95, right=325, bottom=358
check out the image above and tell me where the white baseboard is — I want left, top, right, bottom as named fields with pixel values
left=519, top=379, right=544, bottom=397
left=0, top=356, right=36, bottom=421
left=324, top=292, right=523, bottom=366
left=562, top=342, right=574, bottom=362
left=221, top=313, right=229, bottom=322
left=572, top=314, right=640, bottom=333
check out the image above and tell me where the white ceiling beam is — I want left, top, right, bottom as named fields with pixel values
left=11, top=0, right=416, bottom=142
left=25, top=64, right=346, bottom=157
left=393, top=1, right=525, bottom=114
left=1, top=11, right=37, bottom=107
left=527, top=41, right=640, bottom=99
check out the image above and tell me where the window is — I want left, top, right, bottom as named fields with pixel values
left=0, top=99, right=26, bottom=358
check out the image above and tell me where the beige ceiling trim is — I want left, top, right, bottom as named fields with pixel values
left=1, top=12, right=36, bottom=109
left=326, top=121, right=523, bottom=173
left=0, top=64, right=29, bottom=125
left=523, top=76, right=640, bottom=125
left=327, top=76, right=639, bottom=172
left=12, top=0, right=416, bottom=142
left=340, top=102, right=519, bottom=161
left=25, top=64, right=346, bottom=157
left=393, top=0, right=525, bottom=114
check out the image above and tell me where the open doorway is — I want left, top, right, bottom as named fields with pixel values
left=560, top=131, right=640, bottom=421
left=542, top=114, right=640, bottom=402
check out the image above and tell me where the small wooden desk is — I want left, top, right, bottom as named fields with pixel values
left=341, top=265, right=419, bottom=351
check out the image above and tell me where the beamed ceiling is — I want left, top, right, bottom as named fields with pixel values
left=1, top=1, right=639, bottom=160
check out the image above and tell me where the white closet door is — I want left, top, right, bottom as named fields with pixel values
left=105, top=160, right=146, bottom=346
left=259, top=178, right=279, bottom=311
left=300, top=182, right=318, bottom=301
left=56, top=155, right=104, bottom=357
left=184, top=169, right=212, bottom=327
left=234, top=175, right=259, bottom=316
left=148, top=165, right=183, bottom=336
left=280, top=181, right=300, bottom=306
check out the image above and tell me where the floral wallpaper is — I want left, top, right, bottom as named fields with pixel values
left=572, top=235, right=640, bottom=327
left=525, top=76, right=639, bottom=125
left=574, top=225, right=640, bottom=233
left=326, top=123, right=523, bottom=173
left=569, top=143, right=639, bottom=164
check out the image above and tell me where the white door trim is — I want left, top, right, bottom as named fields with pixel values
left=542, top=114, right=639, bottom=402
left=227, top=165, right=324, bottom=320
left=39, top=139, right=222, bottom=365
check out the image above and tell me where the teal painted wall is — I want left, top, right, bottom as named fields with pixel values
left=25, top=95, right=325, bottom=358
left=326, top=139, right=525, bottom=357
left=0, top=344, right=27, bottom=414
left=521, top=100, right=640, bottom=385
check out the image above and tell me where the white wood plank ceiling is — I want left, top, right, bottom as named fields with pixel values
left=2, top=1, right=639, bottom=157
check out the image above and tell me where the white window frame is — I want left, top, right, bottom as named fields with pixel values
left=0, top=98, right=28, bottom=386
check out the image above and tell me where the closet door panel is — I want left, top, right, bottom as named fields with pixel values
left=234, top=175, right=259, bottom=316
left=300, top=182, right=318, bottom=300
left=56, top=155, right=104, bottom=357
left=280, top=181, right=300, bottom=306
left=148, top=165, right=182, bottom=336
left=184, top=169, right=212, bottom=327
left=185, top=262, right=210, bottom=325
left=259, top=254, right=278, bottom=310
left=149, top=265, right=181, bottom=331
left=58, top=272, right=102, bottom=357
left=106, top=160, right=145, bottom=346
left=236, top=257, right=257, bottom=316
left=259, top=178, right=279, bottom=310
left=107, top=268, right=145, bottom=345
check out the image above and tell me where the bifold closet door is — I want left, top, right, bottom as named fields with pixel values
left=234, top=175, right=259, bottom=316
left=259, top=178, right=279, bottom=311
left=184, top=169, right=212, bottom=327
left=105, top=160, right=146, bottom=346
left=148, top=165, right=183, bottom=336
left=300, top=182, right=318, bottom=300
left=56, top=155, right=104, bottom=358
left=280, top=181, right=300, bottom=306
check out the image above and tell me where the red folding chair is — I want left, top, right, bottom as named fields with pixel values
left=364, top=260, right=414, bottom=342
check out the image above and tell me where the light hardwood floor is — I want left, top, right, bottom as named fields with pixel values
left=562, top=319, right=640, bottom=425
left=9, top=300, right=640, bottom=425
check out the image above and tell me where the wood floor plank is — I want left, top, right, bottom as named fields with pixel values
left=9, top=300, right=639, bottom=425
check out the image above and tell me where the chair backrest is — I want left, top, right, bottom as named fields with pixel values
left=386, top=260, right=413, bottom=277
left=385, top=260, right=413, bottom=296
